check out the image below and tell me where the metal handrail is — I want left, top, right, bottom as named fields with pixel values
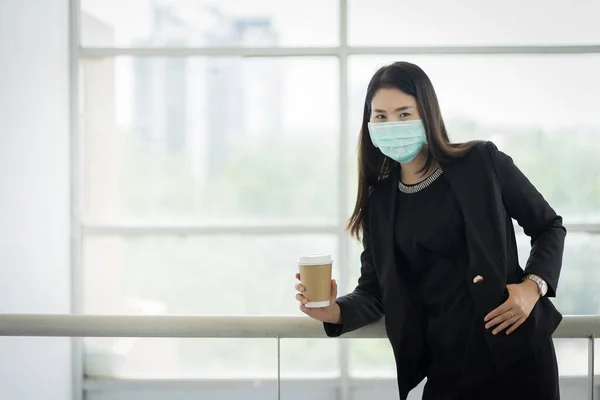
left=0, top=314, right=598, bottom=338
left=0, top=314, right=596, bottom=400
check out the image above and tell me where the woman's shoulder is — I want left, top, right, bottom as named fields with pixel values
left=450, top=140, right=500, bottom=165
left=473, top=140, right=500, bottom=155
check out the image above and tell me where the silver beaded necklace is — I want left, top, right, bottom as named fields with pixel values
left=398, top=166, right=443, bottom=194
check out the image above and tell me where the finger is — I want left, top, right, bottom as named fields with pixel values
left=485, top=311, right=511, bottom=330
left=331, top=279, right=338, bottom=299
left=295, top=293, right=308, bottom=305
left=492, top=314, right=520, bottom=335
left=295, top=272, right=301, bottom=280
left=299, top=303, right=317, bottom=316
left=486, top=307, right=520, bottom=329
left=295, top=283, right=305, bottom=293
left=484, top=300, right=513, bottom=322
left=299, top=303, right=311, bottom=315
left=506, top=317, right=527, bottom=335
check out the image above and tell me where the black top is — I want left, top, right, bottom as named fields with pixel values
left=394, top=170, right=478, bottom=377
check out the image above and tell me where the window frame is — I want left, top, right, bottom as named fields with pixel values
left=70, top=1, right=600, bottom=399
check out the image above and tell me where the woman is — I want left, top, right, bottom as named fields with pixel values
left=295, top=61, right=566, bottom=400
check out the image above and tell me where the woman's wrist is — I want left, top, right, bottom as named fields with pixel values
left=329, top=301, right=342, bottom=324
left=521, top=278, right=541, bottom=299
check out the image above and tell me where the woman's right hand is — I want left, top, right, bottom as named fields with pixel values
left=295, top=272, right=342, bottom=324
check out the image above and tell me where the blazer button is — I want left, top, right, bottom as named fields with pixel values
left=473, top=275, right=484, bottom=284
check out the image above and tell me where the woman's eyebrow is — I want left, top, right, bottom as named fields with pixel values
left=373, top=106, right=413, bottom=113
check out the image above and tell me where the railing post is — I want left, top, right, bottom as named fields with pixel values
left=277, top=337, right=281, bottom=400
left=589, top=336, right=595, bottom=400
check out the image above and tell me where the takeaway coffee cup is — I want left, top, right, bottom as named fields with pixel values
left=297, top=254, right=333, bottom=308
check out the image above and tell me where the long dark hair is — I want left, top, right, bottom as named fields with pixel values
left=347, top=61, right=479, bottom=239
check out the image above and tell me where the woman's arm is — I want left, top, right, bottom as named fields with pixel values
left=324, top=212, right=385, bottom=337
left=486, top=141, right=567, bottom=297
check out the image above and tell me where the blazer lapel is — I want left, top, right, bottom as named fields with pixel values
left=441, top=159, right=508, bottom=313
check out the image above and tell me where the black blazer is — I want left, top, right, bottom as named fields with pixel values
left=324, top=141, right=566, bottom=399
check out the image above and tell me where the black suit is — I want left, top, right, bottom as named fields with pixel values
left=325, top=141, right=566, bottom=399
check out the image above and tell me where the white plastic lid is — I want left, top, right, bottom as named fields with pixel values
left=297, top=254, right=333, bottom=266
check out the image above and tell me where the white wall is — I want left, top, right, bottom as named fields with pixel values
left=0, top=0, right=72, bottom=399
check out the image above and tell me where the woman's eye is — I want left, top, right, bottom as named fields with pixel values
left=374, top=114, right=386, bottom=120
left=399, top=113, right=411, bottom=118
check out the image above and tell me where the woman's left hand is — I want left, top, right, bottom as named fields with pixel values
left=484, top=280, right=540, bottom=335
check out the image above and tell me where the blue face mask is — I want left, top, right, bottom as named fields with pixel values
left=367, top=119, right=427, bottom=163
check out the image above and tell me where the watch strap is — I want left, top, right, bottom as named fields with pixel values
left=524, top=274, right=548, bottom=296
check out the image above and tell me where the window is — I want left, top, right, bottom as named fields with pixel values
left=81, top=56, right=340, bottom=225
left=81, top=0, right=339, bottom=48
left=348, top=0, right=600, bottom=46
left=77, top=0, right=600, bottom=399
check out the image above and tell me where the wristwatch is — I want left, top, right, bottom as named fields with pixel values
left=524, top=274, right=548, bottom=297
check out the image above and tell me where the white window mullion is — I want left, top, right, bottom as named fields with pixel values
left=69, top=0, right=84, bottom=399
left=338, top=2, right=351, bottom=400
left=79, top=45, right=600, bottom=59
